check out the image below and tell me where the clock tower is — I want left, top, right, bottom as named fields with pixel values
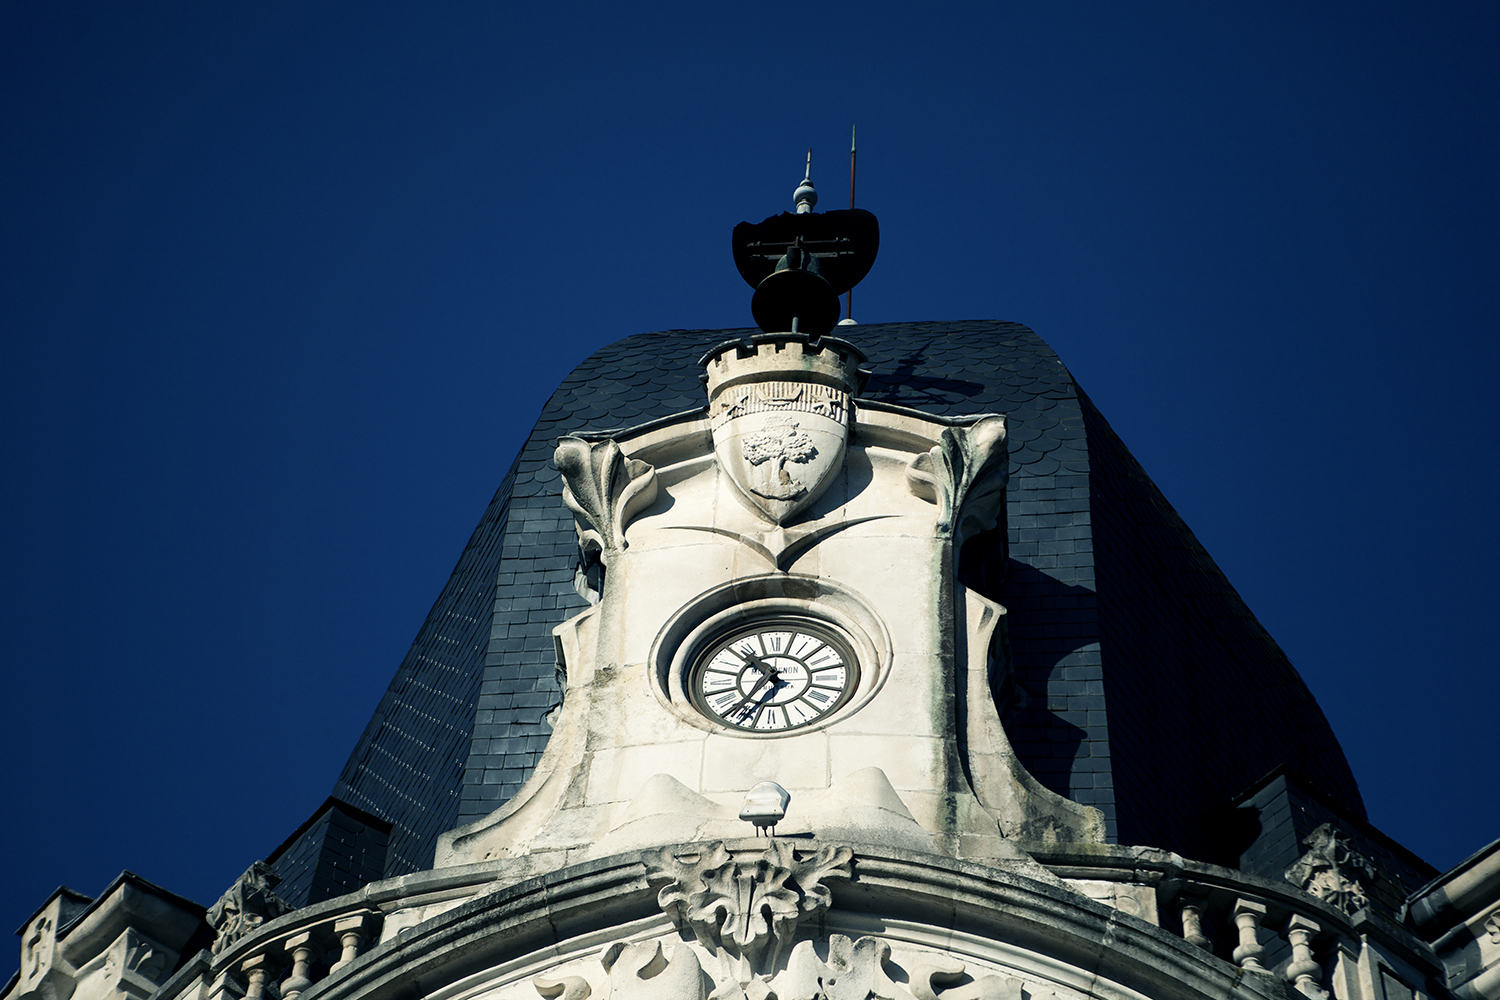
left=436, top=202, right=1101, bottom=870
left=11, top=165, right=1489, bottom=1000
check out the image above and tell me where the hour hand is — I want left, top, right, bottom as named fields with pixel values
left=742, top=650, right=779, bottom=678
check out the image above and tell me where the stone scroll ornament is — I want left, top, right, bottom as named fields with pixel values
left=206, top=861, right=293, bottom=955
left=903, top=417, right=1008, bottom=548
left=1283, top=824, right=1376, bottom=915
left=555, top=437, right=660, bottom=562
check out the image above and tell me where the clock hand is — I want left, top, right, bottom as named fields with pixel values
left=728, top=653, right=780, bottom=720
left=742, top=649, right=779, bottom=677
left=748, top=676, right=788, bottom=727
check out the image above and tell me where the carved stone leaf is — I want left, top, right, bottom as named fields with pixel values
left=908, top=956, right=1020, bottom=1000
left=696, top=854, right=800, bottom=957
left=533, top=974, right=591, bottom=1000
left=904, top=417, right=1008, bottom=547
left=555, top=437, right=659, bottom=559
left=600, top=941, right=707, bottom=1000
left=781, top=935, right=907, bottom=1000
left=654, top=843, right=735, bottom=932
left=775, top=840, right=854, bottom=918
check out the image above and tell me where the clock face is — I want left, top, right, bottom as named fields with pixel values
left=690, top=619, right=858, bottom=733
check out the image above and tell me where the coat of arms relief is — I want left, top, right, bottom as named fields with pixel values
left=703, top=338, right=863, bottom=527
left=712, top=379, right=850, bottom=524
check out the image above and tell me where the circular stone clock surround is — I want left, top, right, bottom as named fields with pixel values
left=651, top=574, right=893, bottom=738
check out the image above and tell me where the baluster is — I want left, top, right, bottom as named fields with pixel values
left=280, top=932, right=315, bottom=1000
left=329, top=914, right=371, bottom=974
left=1231, top=899, right=1268, bottom=972
left=1285, top=914, right=1328, bottom=999
left=241, top=954, right=273, bottom=1000
left=1180, top=901, right=1212, bottom=951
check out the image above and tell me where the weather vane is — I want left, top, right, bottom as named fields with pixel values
left=730, top=141, right=879, bottom=337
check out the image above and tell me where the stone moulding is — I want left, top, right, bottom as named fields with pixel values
left=166, top=841, right=1445, bottom=1000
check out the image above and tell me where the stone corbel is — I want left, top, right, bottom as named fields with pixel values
left=75, top=927, right=180, bottom=1000
left=555, top=437, right=659, bottom=564
left=904, top=416, right=1008, bottom=549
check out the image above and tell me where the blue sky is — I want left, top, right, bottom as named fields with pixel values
left=3, top=2, right=1497, bottom=940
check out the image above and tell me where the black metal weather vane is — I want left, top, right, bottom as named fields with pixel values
left=731, top=148, right=879, bottom=337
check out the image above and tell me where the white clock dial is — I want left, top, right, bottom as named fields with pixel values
left=690, top=620, right=858, bottom=732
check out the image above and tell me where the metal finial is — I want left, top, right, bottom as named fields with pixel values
left=794, top=147, right=817, bottom=214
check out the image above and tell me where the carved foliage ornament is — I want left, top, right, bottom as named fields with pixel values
left=555, top=437, right=659, bottom=562
left=1283, top=824, right=1376, bottom=915
left=532, top=932, right=1021, bottom=1000
left=647, top=840, right=853, bottom=984
left=207, top=861, right=293, bottom=955
left=904, top=417, right=1008, bottom=548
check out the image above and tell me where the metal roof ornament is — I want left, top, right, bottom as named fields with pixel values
left=793, top=148, right=817, bottom=213
left=731, top=150, right=879, bottom=337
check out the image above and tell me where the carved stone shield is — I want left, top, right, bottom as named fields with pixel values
left=711, top=379, right=849, bottom=525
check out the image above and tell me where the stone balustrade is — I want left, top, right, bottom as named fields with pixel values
left=1031, top=843, right=1444, bottom=1000
left=150, top=907, right=380, bottom=1000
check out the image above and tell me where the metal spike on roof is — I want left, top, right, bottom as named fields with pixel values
left=794, top=147, right=817, bottom=213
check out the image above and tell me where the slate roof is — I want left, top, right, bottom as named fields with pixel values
left=319, top=319, right=1363, bottom=880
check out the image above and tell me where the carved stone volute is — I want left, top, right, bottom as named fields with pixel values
left=904, top=416, right=1008, bottom=550
left=555, top=436, right=659, bottom=565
